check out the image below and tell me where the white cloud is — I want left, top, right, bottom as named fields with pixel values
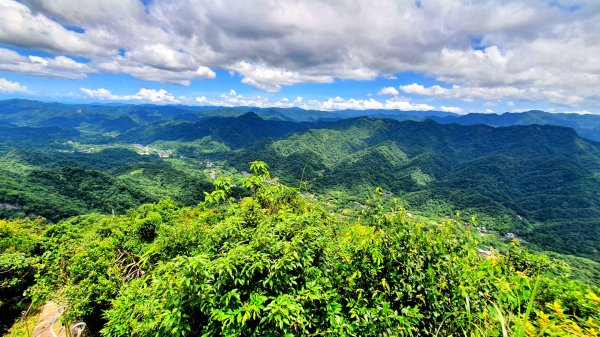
left=95, top=58, right=215, bottom=86
left=1, top=0, right=599, bottom=108
left=564, top=109, right=594, bottom=115
left=383, top=97, right=434, bottom=111
left=319, top=96, right=383, bottom=110
left=228, top=61, right=332, bottom=92
left=80, top=87, right=116, bottom=100
left=440, top=106, right=463, bottom=113
left=88, top=88, right=437, bottom=111
left=206, top=93, right=435, bottom=111
left=0, top=48, right=92, bottom=79
left=485, top=109, right=495, bottom=113
left=377, top=87, right=399, bottom=96
left=204, top=93, right=434, bottom=112
left=126, top=44, right=200, bottom=71
left=214, top=89, right=270, bottom=107
left=131, top=88, right=179, bottom=103
left=0, top=77, right=28, bottom=93
left=400, top=83, right=584, bottom=106
left=0, top=0, right=106, bottom=55
left=80, top=87, right=181, bottom=103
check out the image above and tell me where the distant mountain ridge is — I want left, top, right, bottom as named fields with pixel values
left=1, top=99, right=599, bottom=141
left=432, top=110, right=600, bottom=142
left=223, top=115, right=600, bottom=261
left=0, top=106, right=599, bottom=262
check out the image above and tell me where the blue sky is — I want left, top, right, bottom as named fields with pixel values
left=0, top=69, right=543, bottom=114
left=0, top=0, right=598, bottom=114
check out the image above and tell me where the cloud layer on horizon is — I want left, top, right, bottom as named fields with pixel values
left=79, top=86, right=442, bottom=112
left=1, top=0, right=600, bottom=110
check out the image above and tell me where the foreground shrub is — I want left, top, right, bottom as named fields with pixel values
left=15, top=162, right=599, bottom=336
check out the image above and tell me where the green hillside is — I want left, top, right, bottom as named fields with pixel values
left=434, top=110, right=600, bottom=142
left=3, top=100, right=599, bottom=142
left=1, top=163, right=598, bottom=336
left=229, top=118, right=600, bottom=261
left=1, top=104, right=600, bottom=336
left=1, top=111, right=598, bottom=262
left=0, top=148, right=214, bottom=222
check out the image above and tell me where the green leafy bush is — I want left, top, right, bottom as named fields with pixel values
left=4, top=162, right=598, bottom=336
left=0, top=217, right=44, bottom=334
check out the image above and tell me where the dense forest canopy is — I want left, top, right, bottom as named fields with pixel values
left=1, top=100, right=600, bottom=336
left=0, top=101, right=598, bottom=262
left=2, top=162, right=599, bottom=336
left=2, top=0, right=600, bottom=335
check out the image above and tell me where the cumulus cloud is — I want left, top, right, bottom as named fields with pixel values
left=383, top=97, right=435, bottom=111
left=229, top=61, right=332, bottom=92
left=564, top=110, right=594, bottom=115
left=1, top=0, right=600, bottom=108
left=400, top=83, right=584, bottom=106
left=80, top=87, right=181, bottom=103
left=0, top=77, right=28, bottom=93
left=79, top=84, right=457, bottom=111
left=214, top=89, right=270, bottom=107
left=440, top=106, right=463, bottom=113
left=377, top=87, right=399, bottom=96
left=195, top=96, right=208, bottom=104
left=80, top=87, right=116, bottom=100
left=131, top=88, right=179, bottom=103
left=0, top=0, right=107, bottom=55
left=206, top=90, right=435, bottom=111
left=319, top=97, right=384, bottom=110
left=0, top=48, right=92, bottom=79
left=94, top=59, right=215, bottom=86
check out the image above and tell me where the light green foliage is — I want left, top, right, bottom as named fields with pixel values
left=231, top=117, right=600, bottom=263
left=151, top=137, right=231, bottom=156
left=0, top=218, right=44, bottom=334
left=0, top=148, right=214, bottom=222
left=2, top=99, right=600, bottom=335
left=2, top=108, right=599, bottom=268
left=410, top=168, right=433, bottom=186
left=2, top=163, right=594, bottom=336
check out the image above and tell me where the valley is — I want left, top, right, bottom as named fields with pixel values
left=3, top=2, right=600, bottom=335
left=1, top=100, right=599, bottom=335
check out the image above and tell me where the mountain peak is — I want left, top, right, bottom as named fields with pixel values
left=239, top=111, right=262, bottom=120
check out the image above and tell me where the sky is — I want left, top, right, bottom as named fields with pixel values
left=0, top=0, right=599, bottom=114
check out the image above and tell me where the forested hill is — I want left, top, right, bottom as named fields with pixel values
left=433, top=110, right=600, bottom=142
left=113, top=112, right=328, bottom=147
left=1, top=104, right=599, bottom=263
left=2, top=103, right=600, bottom=335
left=2, top=99, right=600, bottom=141
left=229, top=117, right=600, bottom=261
left=2, top=163, right=599, bottom=336
left=0, top=99, right=451, bottom=130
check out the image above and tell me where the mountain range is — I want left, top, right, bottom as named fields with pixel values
left=1, top=99, right=599, bottom=141
left=0, top=99, right=599, bottom=264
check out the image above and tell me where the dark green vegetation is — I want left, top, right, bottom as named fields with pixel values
left=2, top=164, right=600, bottom=336
left=1, top=100, right=600, bottom=335
left=432, top=110, right=600, bottom=142
left=232, top=118, right=600, bottom=263
left=0, top=99, right=455, bottom=129
left=2, top=99, right=599, bottom=140
left=1, top=100, right=599, bottom=262
left=113, top=112, right=319, bottom=147
left=0, top=147, right=214, bottom=222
